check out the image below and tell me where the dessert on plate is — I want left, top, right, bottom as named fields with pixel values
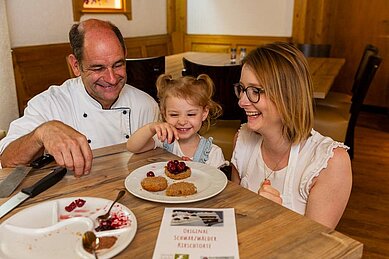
left=165, top=160, right=191, bottom=180
left=166, top=182, right=197, bottom=196
left=141, top=171, right=168, bottom=192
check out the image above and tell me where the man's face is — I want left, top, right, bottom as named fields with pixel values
left=79, top=29, right=127, bottom=109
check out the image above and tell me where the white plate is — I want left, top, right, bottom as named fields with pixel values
left=125, top=161, right=228, bottom=203
left=0, top=197, right=137, bottom=259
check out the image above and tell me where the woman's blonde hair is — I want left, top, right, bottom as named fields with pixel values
left=242, top=42, right=314, bottom=143
left=156, top=74, right=222, bottom=131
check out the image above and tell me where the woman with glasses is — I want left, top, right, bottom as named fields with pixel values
left=231, top=42, right=352, bottom=229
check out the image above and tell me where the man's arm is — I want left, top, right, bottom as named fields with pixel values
left=0, top=121, right=93, bottom=177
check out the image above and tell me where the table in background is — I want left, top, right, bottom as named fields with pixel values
left=0, top=144, right=362, bottom=258
left=165, top=52, right=345, bottom=99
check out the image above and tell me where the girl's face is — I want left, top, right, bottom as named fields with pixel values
left=164, top=96, right=209, bottom=141
left=238, top=65, right=283, bottom=135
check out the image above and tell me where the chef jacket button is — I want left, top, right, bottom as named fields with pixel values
left=87, top=139, right=91, bottom=143
left=83, top=113, right=88, bottom=118
left=125, top=135, right=129, bottom=139
left=123, top=110, right=127, bottom=115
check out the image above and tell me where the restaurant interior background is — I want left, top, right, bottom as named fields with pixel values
left=0, top=0, right=387, bottom=130
left=0, top=0, right=388, bottom=257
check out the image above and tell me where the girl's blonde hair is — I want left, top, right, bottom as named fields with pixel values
left=156, top=74, right=222, bottom=131
left=242, top=42, right=314, bottom=144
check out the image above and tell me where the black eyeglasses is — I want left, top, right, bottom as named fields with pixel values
left=233, top=83, right=265, bottom=103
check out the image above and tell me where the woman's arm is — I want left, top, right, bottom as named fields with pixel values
left=305, top=147, right=352, bottom=229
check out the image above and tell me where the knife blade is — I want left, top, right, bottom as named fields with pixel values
left=0, top=166, right=67, bottom=219
left=0, top=166, right=32, bottom=198
left=0, top=154, right=55, bottom=198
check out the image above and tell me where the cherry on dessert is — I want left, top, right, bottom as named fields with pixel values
left=177, top=162, right=186, bottom=172
left=167, top=162, right=177, bottom=172
left=146, top=171, right=155, bottom=177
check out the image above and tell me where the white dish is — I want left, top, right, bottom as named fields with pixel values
left=125, top=161, right=228, bottom=203
left=0, top=197, right=137, bottom=259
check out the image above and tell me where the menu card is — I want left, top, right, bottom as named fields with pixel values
left=153, top=207, right=239, bottom=259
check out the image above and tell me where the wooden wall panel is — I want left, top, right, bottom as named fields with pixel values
left=12, top=34, right=170, bottom=115
left=326, top=0, right=389, bottom=108
left=12, top=44, right=72, bottom=115
left=184, top=34, right=292, bottom=53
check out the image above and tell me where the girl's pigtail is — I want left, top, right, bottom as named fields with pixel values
left=156, top=74, right=173, bottom=93
left=196, top=74, right=214, bottom=98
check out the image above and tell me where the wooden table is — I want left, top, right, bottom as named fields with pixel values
left=165, top=52, right=345, bottom=99
left=0, top=144, right=363, bottom=258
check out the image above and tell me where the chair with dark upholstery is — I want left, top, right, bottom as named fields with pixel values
left=297, top=44, right=332, bottom=57
left=182, top=57, right=244, bottom=121
left=314, top=54, right=382, bottom=159
left=126, top=56, right=165, bottom=101
left=316, top=44, right=379, bottom=110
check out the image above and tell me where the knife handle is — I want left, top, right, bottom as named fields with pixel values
left=30, top=154, right=55, bottom=169
left=21, top=167, right=67, bottom=198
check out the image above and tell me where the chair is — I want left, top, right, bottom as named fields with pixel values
left=316, top=44, right=379, bottom=109
left=314, top=54, right=382, bottom=159
left=297, top=44, right=331, bottom=57
left=182, top=57, right=244, bottom=121
left=126, top=56, right=165, bottom=101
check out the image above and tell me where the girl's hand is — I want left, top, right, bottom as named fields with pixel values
left=152, top=122, right=179, bottom=144
left=258, top=180, right=282, bottom=205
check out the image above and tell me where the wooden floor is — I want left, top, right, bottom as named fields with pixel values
left=336, top=111, right=389, bottom=258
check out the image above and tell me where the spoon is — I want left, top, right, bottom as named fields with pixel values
left=82, top=231, right=99, bottom=259
left=97, top=190, right=126, bottom=221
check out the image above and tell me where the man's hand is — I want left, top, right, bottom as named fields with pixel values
left=35, top=121, right=93, bottom=177
left=258, top=180, right=282, bottom=205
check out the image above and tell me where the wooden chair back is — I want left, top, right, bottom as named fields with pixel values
left=352, top=44, right=379, bottom=93
left=345, top=54, right=382, bottom=158
left=126, top=56, right=165, bottom=101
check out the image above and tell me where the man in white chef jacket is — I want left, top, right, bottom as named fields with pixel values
left=0, top=19, right=159, bottom=177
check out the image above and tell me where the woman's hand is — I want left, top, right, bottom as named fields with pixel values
left=258, top=180, right=282, bottom=205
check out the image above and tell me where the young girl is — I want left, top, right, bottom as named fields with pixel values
left=127, top=74, right=228, bottom=168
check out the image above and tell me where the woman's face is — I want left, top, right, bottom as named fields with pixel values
left=238, top=64, right=283, bottom=134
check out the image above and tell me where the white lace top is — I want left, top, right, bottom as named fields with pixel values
left=231, top=124, right=349, bottom=215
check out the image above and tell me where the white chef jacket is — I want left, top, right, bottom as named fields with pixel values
left=0, top=77, right=160, bottom=153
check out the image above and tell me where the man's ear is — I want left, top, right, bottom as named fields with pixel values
left=66, top=54, right=81, bottom=77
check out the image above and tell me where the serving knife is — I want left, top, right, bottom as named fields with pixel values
left=0, top=154, right=55, bottom=198
left=0, top=166, right=67, bottom=219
